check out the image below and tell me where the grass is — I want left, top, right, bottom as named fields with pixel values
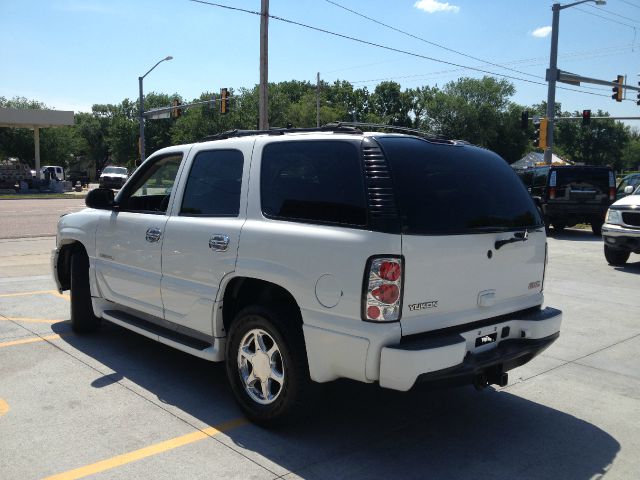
left=0, top=193, right=83, bottom=200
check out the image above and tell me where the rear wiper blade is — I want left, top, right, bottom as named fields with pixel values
left=495, top=230, right=529, bottom=250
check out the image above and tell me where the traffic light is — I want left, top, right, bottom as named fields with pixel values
left=637, top=82, right=640, bottom=106
left=532, top=117, right=540, bottom=147
left=612, top=75, right=624, bottom=102
left=582, top=109, right=591, bottom=126
left=539, top=117, right=548, bottom=150
left=220, top=88, right=230, bottom=114
left=171, top=98, right=182, bottom=119
left=520, top=110, right=529, bottom=130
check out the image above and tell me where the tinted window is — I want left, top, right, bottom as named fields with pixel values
left=533, top=167, right=550, bottom=187
left=261, top=141, right=367, bottom=226
left=180, top=150, right=244, bottom=216
left=376, top=136, right=542, bottom=234
left=553, top=167, right=611, bottom=193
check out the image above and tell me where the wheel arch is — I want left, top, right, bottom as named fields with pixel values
left=220, top=276, right=303, bottom=336
left=56, top=239, right=89, bottom=291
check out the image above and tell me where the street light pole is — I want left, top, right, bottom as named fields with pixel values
left=544, top=0, right=606, bottom=164
left=138, top=55, right=173, bottom=163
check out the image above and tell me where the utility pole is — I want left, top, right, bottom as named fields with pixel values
left=316, top=72, right=320, bottom=127
left=259, top=0, right=269, bottom=130
left=544, top=0, right=606, bottom=164
left=544, top=3, right=560, bottom=165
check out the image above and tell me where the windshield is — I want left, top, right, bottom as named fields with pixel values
left=375, top=136, right=543, bottom=234
left=103, top=167, right=128, bottom=175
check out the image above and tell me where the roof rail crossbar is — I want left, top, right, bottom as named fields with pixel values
left=199, top=124, right=362, bottom=142
left=327, top=122, right=457, bottom=145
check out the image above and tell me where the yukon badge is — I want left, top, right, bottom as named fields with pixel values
left=408, top=301, right=438, bottom=311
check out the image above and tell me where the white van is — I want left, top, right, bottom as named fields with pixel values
left=41, top=165, right=65, bottom=181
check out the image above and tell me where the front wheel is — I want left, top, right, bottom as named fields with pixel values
left=225, top=306, right=310, bottom=427
left=604, top=245, right=630, bottom=266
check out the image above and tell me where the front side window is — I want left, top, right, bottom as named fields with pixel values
left=116, top=154, right=182, bottom=214
left=260, top=141, right=367, bottom=226
left=180, top=149, right=244, bottom=217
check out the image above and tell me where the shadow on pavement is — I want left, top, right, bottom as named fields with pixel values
left=548, top=228, right=602, bottom=243
left=53, top=321, right=619, bottom=480
left=613, top=259, right=640, bottom=275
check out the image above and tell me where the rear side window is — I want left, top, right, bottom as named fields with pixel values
left=180, top=149, right=244, bottom=217
left=261, top=141, right=367, bottom=226
left=376, top=136, right=542, bottom=234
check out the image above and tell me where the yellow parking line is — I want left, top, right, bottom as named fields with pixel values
left=0, top=334, right=63, bottom=348
left=0, top=317, right=66, bottom=324
left=0, top=398, right=9, bottom=416
left=43, top=417, right=249, bottom=480
left=0, top=290, right=69, bottom=300
left=48, top=290, right=70, bottom=300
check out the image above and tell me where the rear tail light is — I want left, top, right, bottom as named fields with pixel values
left=608, top=171, right=616, bottom=200
left=549, top=187, right=556, bottom=200
left=363, top=256, right=403, bottom=322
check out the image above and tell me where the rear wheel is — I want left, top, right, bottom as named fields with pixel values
left=225, top=305, right=310, bottom=427
left=70, top=251, right=101, bottom=333
left=604, top=245, right=630, bottom=266
left=552, top=222, right=566, bottom=233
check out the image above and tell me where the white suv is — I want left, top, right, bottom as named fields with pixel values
left=52, top=125, right=562, bottom=425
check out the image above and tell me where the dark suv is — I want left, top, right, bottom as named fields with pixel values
left=515, top=165, right=616, bottom=235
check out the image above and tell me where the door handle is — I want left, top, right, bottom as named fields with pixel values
left=145, top=227, right=162, bottom=243
left=209, top=234, right=230, bottom=252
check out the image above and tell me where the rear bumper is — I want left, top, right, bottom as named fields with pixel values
left=378, top=307, right=562, bottom=391
left=544, top=203, right=608, bottom=221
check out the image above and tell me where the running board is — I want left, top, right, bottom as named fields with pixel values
left=101, top=310, right=225, bottom=362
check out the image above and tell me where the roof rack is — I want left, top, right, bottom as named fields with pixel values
left=199, top=124, right=362, bottom=142
left=327, top=122, right=456, bottom=145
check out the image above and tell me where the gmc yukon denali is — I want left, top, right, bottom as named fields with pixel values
left=52, top=125, right=562, bottom=426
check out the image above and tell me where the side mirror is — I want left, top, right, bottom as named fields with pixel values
left=624, top=185, right=634, bottom=195
left=85, top=188, right=115, bottom=210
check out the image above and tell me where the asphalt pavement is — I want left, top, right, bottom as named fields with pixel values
left=0, top=198, right=86, bottom=239
left=0, top=228, right=638, bottom=479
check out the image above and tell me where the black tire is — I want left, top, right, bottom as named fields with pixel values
left=591, top=221, right=603, bottom=236
left=553, top=222, right=566, bottom=233
left=604, top=245, right=630, bottom=266
left=70, top=251, right=101, bottom=333
left=225, top=305, right=310, bottom=427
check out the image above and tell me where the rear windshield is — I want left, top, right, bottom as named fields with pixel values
left=103, top=167, right=128, bottom=175
left=551, top=168, right=611, bottom=192
left=376, top=137, right=542, bottom=234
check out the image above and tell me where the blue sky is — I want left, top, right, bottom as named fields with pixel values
left=2, top=0, right=640, bottom=123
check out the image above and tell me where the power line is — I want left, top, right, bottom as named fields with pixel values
left=615, top=0, right=640, bottom=11
left=189, top=0, right=632, bottom=101
left=589, top=4, right=640, bottom=24
left=575, top=6, right=638, bottom=29
left=323, top=0, right=539, bottom=80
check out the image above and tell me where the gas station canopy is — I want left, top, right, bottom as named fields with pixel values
left=0, top=108, right=74, bottom=176
left=0, top=108, right=73, bottom=128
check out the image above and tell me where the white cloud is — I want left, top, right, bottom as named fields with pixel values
left=414, top=0, right=460, bottom=14
left=532, top=26, right=552, bottom=38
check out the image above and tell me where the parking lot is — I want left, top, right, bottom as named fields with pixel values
left=1, top=220, right=639, bottom=478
